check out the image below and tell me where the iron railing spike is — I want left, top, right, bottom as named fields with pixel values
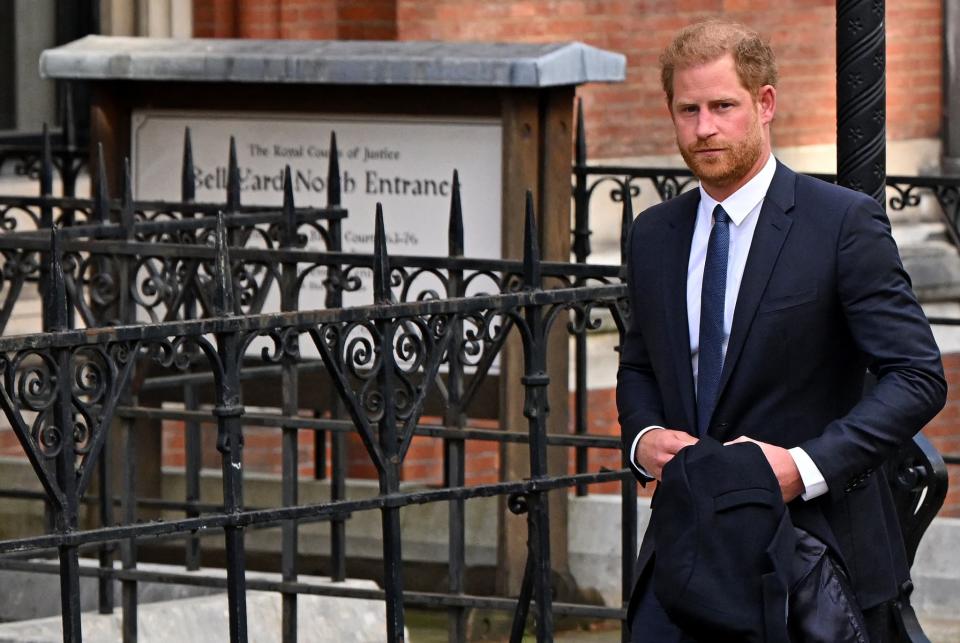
left=182, top=127, right=196, bottom=202
left=575, top=97, right=586, bottom=167
left=62, top=82, right=76, bottom=149
left=43, top=227, right=68, bottom=332
left=227, top=136, right=241, bottom=213
left=122, top=158, right=135, bottom=239
left=40, top=123, right=53, bottom=198
left=95, top=143, right=109, bottom=223
left=39, top=124, right=54, bottom=229
left=373, top=203, right=391, bottom=305
left=214, top=211, right=235, bottom=316
left=572, top=97, right=591, bottom=261
left=620, top=177, right=633, bottom=264
left=282, top=165, right=296, bottom=247
left=328, top=131, right=341, bottom=207
left=448, top=169, right=464, bottom=257
left=522, top=190, right=541, bottom=289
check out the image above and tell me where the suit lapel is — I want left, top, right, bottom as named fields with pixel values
left=662, top=190, right=699, bottom=433
left=714, top=163, right=797, bottom=412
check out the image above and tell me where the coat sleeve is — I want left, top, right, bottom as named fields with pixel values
left=617, top=218, right=668, bottom=481
left=799, top=193, right=947, bottom=492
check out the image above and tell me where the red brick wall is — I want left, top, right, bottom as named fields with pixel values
left=192, top=0, right=943, bottom=158
left=337, top=0, right=397, bottom=40
left=193, top=0, right=239, bottom=38
left=192, top=0, right=389, bottom=40
left=281, top=0, right=338, bottom=39
left=919, top=352, right=960, bottom=516
left=394, top=0, right=942, bottom=159
left=887, top=0, right=943, bottom=142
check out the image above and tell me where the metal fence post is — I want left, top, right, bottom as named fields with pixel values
left=324, top=133, right=348, bottom=583
left=60, top=83, right=82, bottom=199
left=93, top=142, right=116, bottom=617
left=212, top=213, right=249, bottom=643
left=118, top=159, right=139, bottom=643
left=181, top=127, right=204, bottom=572
left=572, top=99, right=591, bottom=496
left=279, top=166, right=300, bottom=643
left=372, top=205, right=406, bottom=642
left=837, top=0, right=886, bottom=203
left=44, top=227, right=84, bottom=643
left=618, top=176, right=637, bottom=643
left=520, top=193, right=554, bottom=641
left=444, top=170, right=468, bottom=640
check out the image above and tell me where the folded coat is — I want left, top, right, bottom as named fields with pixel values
left=651, top=438, right=868, bottom=643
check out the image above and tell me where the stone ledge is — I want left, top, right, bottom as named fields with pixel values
left=40, top=36, right=626, bottom=88
left=0, top=563, right=389, bottom=643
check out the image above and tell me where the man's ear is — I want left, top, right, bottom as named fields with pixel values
left=758, top=85, right=777, bottom=124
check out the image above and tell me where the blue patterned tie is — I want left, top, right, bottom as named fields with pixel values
left=697, top=204, right=729, bottom=436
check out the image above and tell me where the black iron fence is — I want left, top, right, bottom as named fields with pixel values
left=0, top=127, right=635, bottom=643
left=0, top=87, right=87, bottom=198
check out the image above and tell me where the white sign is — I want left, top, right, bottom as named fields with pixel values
left=131, top=110, right=504, bottom=312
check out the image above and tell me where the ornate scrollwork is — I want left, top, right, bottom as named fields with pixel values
left=653, top=174, right=699, bottom=201
left=12, top=351, right=59, bottom=413
left=461, top=269, right=507, bottom=296
left=565, top=301, right=607, bottom=335
left=396, top=266, right=448, bottom=303
left=141, top=335, right=221, bottom=381
left=31, top=415, right=64, bottom=458
left=457, top=308, right=507, bottom=368
left=934, top=185, right=960, bottom=232
left=72, top=348, right=109, bottom=407
left=299, top=221, right=332, bottom=250
left=232, top=260, right=279, bottom=312
left=0, top=204, right=40, bottom=232
left=610, top=177, right=641, bottom=205
left=394, top=320, right=428, bottom=373
left=239, top=325, right=301, bottom=364
left=131, top=256, right=181, bottom=322
left=343, top=322, right=380, bottom=380
left=888, top=183, right=922, bottom=211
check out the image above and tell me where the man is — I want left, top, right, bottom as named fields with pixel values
left=617, top=20, right=946, bottom=642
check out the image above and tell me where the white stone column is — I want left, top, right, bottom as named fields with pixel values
left=100, top=0, right=192, bottom=37
left=944, top=0, right=960, bottom=173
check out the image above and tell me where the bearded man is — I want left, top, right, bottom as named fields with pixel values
left=617, top=20, right=946, bottom=642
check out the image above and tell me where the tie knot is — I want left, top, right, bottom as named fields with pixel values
left=713, top=204, right=729, bottom=224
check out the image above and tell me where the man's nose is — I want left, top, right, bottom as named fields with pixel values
left=695, top=111, right=718, bottom=140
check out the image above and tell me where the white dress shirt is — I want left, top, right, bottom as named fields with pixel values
left=630, top=154, right=827, bottom=501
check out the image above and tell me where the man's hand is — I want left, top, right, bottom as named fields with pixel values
left=635, top=429, right=698, bottom=481
left=726, top=436, right=805, bottom=502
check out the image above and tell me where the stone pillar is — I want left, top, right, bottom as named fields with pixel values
left=100, top=0, right=192, bottom=37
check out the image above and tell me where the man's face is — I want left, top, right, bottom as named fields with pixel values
left=669, top=54, right=775, bottom=197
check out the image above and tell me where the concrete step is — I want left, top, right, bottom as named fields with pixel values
left=0, top=562, right=391, bottom=643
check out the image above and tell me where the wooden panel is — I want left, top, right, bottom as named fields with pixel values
left=496, top=89, right=540, bottom=597
left=89, top=82, right=132, bottom=202
left=540, top=85, right=575, bottom=584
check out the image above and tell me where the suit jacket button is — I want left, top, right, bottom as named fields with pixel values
left=716, top=422, right=729, bottom=430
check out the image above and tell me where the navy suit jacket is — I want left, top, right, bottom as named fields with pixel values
left=617, top=161, right=947, bottom=612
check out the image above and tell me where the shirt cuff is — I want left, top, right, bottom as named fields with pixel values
left=789, top=447, right=829, bottom=501
left=629, top=426, right=665, bottom=480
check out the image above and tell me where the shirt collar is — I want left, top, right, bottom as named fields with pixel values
left=697, top=153, right=777, bottom=226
